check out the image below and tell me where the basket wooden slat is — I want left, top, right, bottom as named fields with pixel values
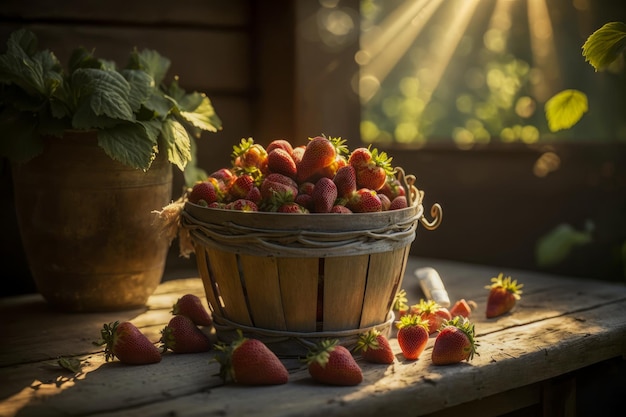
left=277, top=257, right=319, bottom=332
left=239, top=255, right=286, bottom=330
left=322, top=255, right=369, bottom=331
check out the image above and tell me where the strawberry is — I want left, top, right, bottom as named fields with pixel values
left=355, top=329, right=395, bottom=364
left=431, top=316, right=479, bottom=365
left=291, top=145, right=306, bottom=165
left=225, top=199, right=258, bottom=211
left=378, top=193, right=391, bottom=211
left=305, top=339, right=362, bottom=386
left=267, top=148, right=297, bottom=179
left=346, top=188, right=382, bottom=213
left=209, top=168, right=236, bottom=189
left=449, top=299, right=475, bottom=319
left=228, top=174, right=255, bottom=200
left=348, top=147, right=394, bottom=191
left=296, top=135, right=348, bottom=183
left=389, top=195, right=408, bottom=210
left=294, top=193, right=313, bottom=211
left=333, top=165, right=357, bottom=198
left=266, top=139, right=294, bottom=156
left=409, top=299, right=452, bottom=334
left=94, top=321, right=161, bottom=365
left=232, top=137, right=268, bottom=173
left=188, top=181, right=220, bottom=206
left=215, top=331, right=289, bottom=385
left=160, top=315, right=213, bottom=354
left=260, top=173, right=299, bottom=209
left=395, top=314, right=430, bottom=360
left=379, top=177, right=406, bottom=200
left=330, top=205, right=352, bottom=213
left=278, top=202, right=309, bottom=213
left=311, top=177, right=338, bottom=213
left=172, top=293, right=212, bottom=326
left=485, top=273, right=523, bottom=318
left=245, top=186, right=261, bottom=204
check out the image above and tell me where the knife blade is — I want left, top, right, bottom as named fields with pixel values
left=414, top=267, right=450, bottom=307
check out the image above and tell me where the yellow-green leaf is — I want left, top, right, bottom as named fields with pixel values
left=544, top=89, right=588, bottom=132
left=582, top=22, right=626, bottom=71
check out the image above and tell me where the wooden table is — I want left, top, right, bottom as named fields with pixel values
left=1, top=257, right=625, bottom=417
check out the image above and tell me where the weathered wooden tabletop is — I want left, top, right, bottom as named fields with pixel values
left=1, top=257, right=625, bottom=417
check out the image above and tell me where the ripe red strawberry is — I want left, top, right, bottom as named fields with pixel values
left=485, top=273, right=523, bottom=318
left=266, top=139, right=294, bottom=156
left=311, top=177, right=338, bottom=213
left=278, top=202, right=309, bottom=213
left=297, top=135, right=347, bottom=183
left=330, top=205, right=352, bottom=213
left=389, top=195, right=408, bottom=210
left=355, top=329, right=395, bottom=364
left=348, top=147, right=394, bottom=191
left=188, top=181, right=220, bottom=206
left=449, top=299, right=475, bottom=319
left=346, top=188, right=382, bottom=213
left=215, top=332, right=289, bottom=385
left=333, top=165, right=357, bottom=198
left=267, top=148, right=297, bottom=178
left=226, top=199, right=258, bottom=211
left=431, top=316, right=479, bottom=365
left=245, top=186, right=261, bottom=204
left=291, top=145, right=306, bottom=165
left=228, top=174, right=255, bottom=200
left=172, top=293, right=212, bottom=326
left=379, top=177, right=406, bottom=200
left=378, top=193, right=391, bottom=211
left=306, top=339, right=362, bottom=386
left=409, top=299, right=452, bottom=334
left=94, top=321, right=161, bottom=365
left=260, top=173, right=299, bottom=207
left=395, top=314, right=430, bottom=360
left=209, top=168, right=236, bottom=188
left=160, top=315, right=212, bottom=354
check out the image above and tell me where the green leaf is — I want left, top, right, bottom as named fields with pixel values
left=544, top=89, right=588, bottom=132
left=97, top=123, right=157, bottom=171
left=119, top=69, right=154, bottom=112
left=183, top=135, right=208, bottom=186
left=70, top=68, right=134, bottom=125
left=160, top=118, right=192, bottom=171
left=536, top=223, right=593, bottom=267
left=582, top=22, right=626, bottom=71
left=127, top=49, right=170, bottom=87
left=179, top=94, right=222, bottom=133
left=142, top=91, right=173, bottom=119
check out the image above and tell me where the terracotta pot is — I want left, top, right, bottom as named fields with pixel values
left=12, top=131, right=172, bottom=312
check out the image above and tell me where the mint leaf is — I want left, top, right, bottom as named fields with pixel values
left=160, top=118, right=192, bottom=171
left=179, top=95, right=222, bottom=133
left=544, top=89, right=588, bottom=132
left=97, top=123, right=157, bottom=171
left=582, top=22, right=626, bottom=71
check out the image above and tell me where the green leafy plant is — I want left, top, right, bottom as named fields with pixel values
left=0, top=28, right=222, bottom=183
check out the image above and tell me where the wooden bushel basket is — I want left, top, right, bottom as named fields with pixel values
left=181, top=170, right=442, bottom=357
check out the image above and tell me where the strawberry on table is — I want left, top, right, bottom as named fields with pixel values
left=172, top=293, right=212, bottom=326
left=392, top=288, right=409, bottom=318
left=94, top=321, right=161, bottom=365
left=160, top=315, right=213, bottom=354
left=355, top=329, right=395, bottom=364
left=431, top=316, right=479, bottom=365
left=485, top=273, right=523, bottom=318
left=215, top=331, right=289, bottom=385
left=305, top=339, right=363, bottom=386
left=409, top=299, right=452, bottom=334
left=395, top=314, right=430, bottom=360
left=449, top=298, right=475, bottom=319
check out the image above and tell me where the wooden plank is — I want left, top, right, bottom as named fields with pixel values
left=360, top=248, right=406, bottom=327
left=277, top=257, right=318, bottom=332
left=0, top=0, right=250, bottom=27
left=0, top=24, right=251, bottom=93
left=323, top=255, right=368, bottom=331
left=239, top=255, right=286, bottom=330
left=205, top=248, right=252, bottom=326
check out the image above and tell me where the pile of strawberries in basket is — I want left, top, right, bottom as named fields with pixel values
left=187, top=135, right=411, bottom=213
